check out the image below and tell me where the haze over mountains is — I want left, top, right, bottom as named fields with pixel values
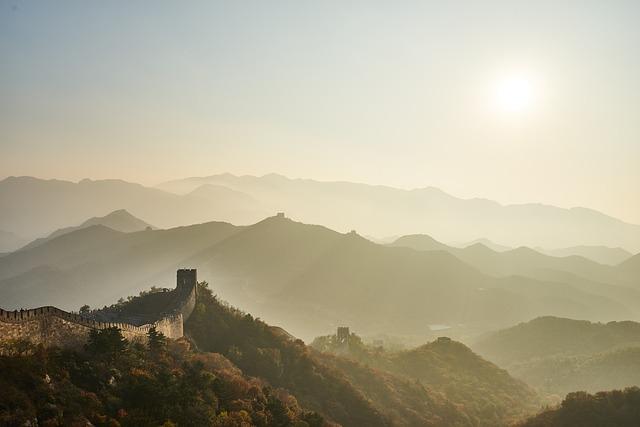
left=473, top=316, right=640, bottom=395
left=2, top=173, right=640, bottom=253
left=157, top=173, right=640, bottom=252
left=18, top=209, right=153, bottom=252
left=1, top=211, right=638, bottom=342
left=1, top=172, right=638, bottom=343
left=0, top=229, right=27, bottom=253
left=536, top=246, right=633, bottom=266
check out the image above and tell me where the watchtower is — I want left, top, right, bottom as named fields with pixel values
left=176, top=269, right=197, bottom=293
left=337, top=326, right=350, bottom=345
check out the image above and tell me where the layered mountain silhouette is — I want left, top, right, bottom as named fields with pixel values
left=19, top=209, right=153, bottom=251
left=536, top=245, right=633, bottom=266
left=2, top=174, right=639, bottom=252
left=157, top=173, right=640, bottom=252
left=1, top=214, right=638, bottom=341
left=459, top=238, right=513, bottom=252
left=0, top=176, right=268, bottom=241
left=390, top=234, right=639, bottom=306
left=473, top=316, right=640, bottom=395
left=0, top=229, right=27, bottom=253
left=619, top=253, right=640, bottom=278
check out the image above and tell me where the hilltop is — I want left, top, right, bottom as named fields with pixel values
left=19, top=209, right=154, bottom=251
left=312, top=331, right=539, bottom=426
left=474, top=316, right=640, bottom=364
left=473, top=317, right=640, bottom=395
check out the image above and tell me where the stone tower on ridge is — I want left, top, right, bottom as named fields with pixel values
left=177, top=269, right=197, bottom=293
left=337, top=326, right=350, bottom=345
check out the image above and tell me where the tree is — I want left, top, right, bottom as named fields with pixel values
left=147, top=326, right=167, bottom=354
left=79, top=304, right=91, bottom=315
left=85, top=327, right=128, bottom=360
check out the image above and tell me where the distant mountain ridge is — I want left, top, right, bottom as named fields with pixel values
left=2, top=174, right=639, bottom=251
left=390, top=233, right=634, bottom=287
left=536, top=245, right=633, bottom=266
left=19, top=209, right=153, bottom=251
left=157, top=173, right=640, bottom=252
left=473, top=316, right=640, bottom=395
left=0, top=229, right=27, bottom=253
left=1, top=214, right=638, bottom=342
left=461, top=238, right=513, bottom=252
left=0, top=176, right=269, bottom=240
left=473, top=316, right=640, bottom=365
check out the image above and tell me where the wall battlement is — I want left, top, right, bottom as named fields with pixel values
left=0, top=269, right=199, bottom=349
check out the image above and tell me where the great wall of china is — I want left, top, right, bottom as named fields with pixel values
left=0, top=269, right=198, bottom=348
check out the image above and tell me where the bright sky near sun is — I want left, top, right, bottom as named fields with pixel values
left=1, top=1, right=639, bottom=224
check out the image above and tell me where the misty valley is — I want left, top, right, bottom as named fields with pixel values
left=3, top=2, right=640, bottom=425
left=0, top=175, right=639, bottom=426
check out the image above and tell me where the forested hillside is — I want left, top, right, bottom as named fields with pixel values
left=5, top=281, right=531, bottom=426
left=474, top=317, right=640, bottom=395
left=518, top=387, right=640, bottom=427
left=0, top=330, right=324, bottom=426
left=311, top=331, right=539, bottom=426
left=186, top=283, right=481, bottom=426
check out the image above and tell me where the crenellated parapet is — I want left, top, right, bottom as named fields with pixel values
left=0, top=269, right=199, bottom=349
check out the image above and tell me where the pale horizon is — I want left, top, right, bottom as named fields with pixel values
left=3, top=1, right=640, bottom=224
left=2, top=170, right=640, bottom=227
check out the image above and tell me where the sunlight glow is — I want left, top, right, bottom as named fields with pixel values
left=493, top=74, right=536, bottom=114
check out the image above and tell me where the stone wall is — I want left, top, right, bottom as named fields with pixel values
left=0, top=269, right=198, bottom=349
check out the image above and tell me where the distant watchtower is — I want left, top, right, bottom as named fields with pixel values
left=337, top=326, right=350, bottom=345
left=176, top=269, right=197, bottom=293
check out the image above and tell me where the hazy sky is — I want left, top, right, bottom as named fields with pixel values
left=2, top=1, right=639, bottom=223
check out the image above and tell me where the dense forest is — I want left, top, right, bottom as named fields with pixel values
left=5, top=283, right=640, bottom=426
left=518, top=387, right=640, bottom=427
left=312, top=332, right=539, bottom=426
left=186, top=283, right=475, bottom=426
left=0, top=326, right=324, bottom=426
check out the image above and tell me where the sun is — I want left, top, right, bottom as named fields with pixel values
left=492, top=74, right=536, bottom=114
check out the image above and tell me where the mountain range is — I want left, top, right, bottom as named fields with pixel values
left=473, top=316, right=640, bottom=396
left=18, top=209, right=153, bottom=252
left=0, top=229, right=28, bottom=253
left=157, top=173, right=640, bottom=252
left=536, top=245, right=633, bottom=266
left=1, top=213, right=638, bottom=342
left=2, top=174, right=640, bottom=252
